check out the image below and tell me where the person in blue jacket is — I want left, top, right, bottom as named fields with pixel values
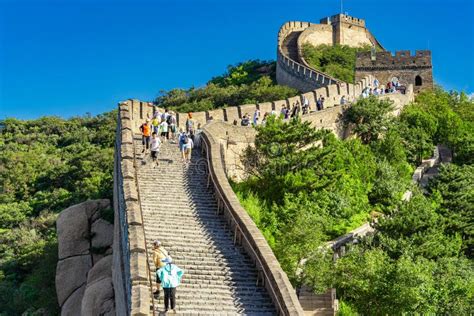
left=157, top=257, right=184, bottom=313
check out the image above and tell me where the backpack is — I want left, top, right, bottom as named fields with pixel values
left=166, top=115, right=172, bottom=125
left=182, top=134, right=189, bottom=144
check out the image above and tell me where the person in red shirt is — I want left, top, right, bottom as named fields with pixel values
left=139, top=118, right=152, bottom=153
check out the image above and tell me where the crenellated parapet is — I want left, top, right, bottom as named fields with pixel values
left=113, top=101, right=155, bottom=315
left=276, top=21, right=340, bottom=92
left=276, top=15, right=384, bottom=92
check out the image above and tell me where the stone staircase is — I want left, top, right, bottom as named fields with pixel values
left=134, top=136, right=276, bottom=315
left=281, top=30, right=303, bottom=62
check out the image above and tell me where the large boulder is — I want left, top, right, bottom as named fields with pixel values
left=91, top=218, right=114, bottom=249
left=57, top=199, right=110, bottom=259
left=56, top=199, right=114, bottom=315
left=60, top=284, right=85, bottom=316
left=81, top=277, right=115, bottom=316
left=87, top=255, right=112, bottom=285
left=56, top=254, right=92, bottom=306
left=56, top=204, right=90, bottom=259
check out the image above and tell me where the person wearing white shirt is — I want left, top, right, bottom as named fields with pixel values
left=150, top=132, right=161, bottom=166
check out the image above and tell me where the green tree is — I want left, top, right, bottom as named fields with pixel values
left=428, top=164, right=474, bottom=258
left=0, top=111, right=116, bottom=315
left=343, top=96, right=395, bottom=144
left=302, top=44, right=372, bottom=82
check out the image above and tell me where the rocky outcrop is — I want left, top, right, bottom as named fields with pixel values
left=56, top=199, right=115, bottom=316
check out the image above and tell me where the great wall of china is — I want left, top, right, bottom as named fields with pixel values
left=104, top=13, right=431, bottom=316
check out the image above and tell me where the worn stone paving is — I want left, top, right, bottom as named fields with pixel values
left=134, top=136, right=275, bottom=315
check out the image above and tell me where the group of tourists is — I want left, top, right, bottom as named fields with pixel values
left=152, top=240, right=184, bottom=313
left=237, top=94, right=335, bottom=127
left=140, top=110, right=200, bottom=165
left=363, top=77, right=404, bottom=98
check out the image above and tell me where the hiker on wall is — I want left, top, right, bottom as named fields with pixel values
left=140, top=118, right=152, bottom=153
left=150, top=132, right=161, bottom=167
left=157, top=257, right=184, bottom=314
left=152, top=240, right=169, bottom=296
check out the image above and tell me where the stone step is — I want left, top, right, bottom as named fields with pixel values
left=136, top=141, right=276, bottom=313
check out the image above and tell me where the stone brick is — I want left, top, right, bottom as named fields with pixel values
left=287, top=95, right=302, bottom=107
left=206, top=108, right=225, bottom=121
left=257, top=102, right=273, bottom=115
left=130, top=252, right=148, bottom=282
left=273, top=99, right=288, bottom=112
left=121, top=129, right=133, bottom=144
left=123, top=179, right=138, bottom=201
left=128, top=225, right=146, bottom=253
left=119, top=103, right=129, bottom=112
left=121, top=117, right=132, bottom=131
left=121, top=143, right=134, bottom=160
left=121, top=159, right=135, bottom=179
left=126, top=201, right=143, bottom=225
left=130, top=284, right=150, bottom=316
left=120, top=109, right=131, bottom=121
left=224, top=106, right=240, bottom=122
left=238, top=104, right=257, bottom=118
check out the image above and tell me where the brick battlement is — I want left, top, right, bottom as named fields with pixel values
left=356, top=50, right=432, bottom=70
left=355, top=50, right=433, bottom=93
left=320, top=14, right=366, bottom=27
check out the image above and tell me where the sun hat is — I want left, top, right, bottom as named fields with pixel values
left=161, top=257, right=173, bottom=264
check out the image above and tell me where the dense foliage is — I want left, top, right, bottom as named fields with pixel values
left=0, top=112, right=116, bottom=315
left=155, top=60, right=297, bottom=113
left=301, top=44, right=372, bottom=83
left=234, top=88, right=474, bottom=313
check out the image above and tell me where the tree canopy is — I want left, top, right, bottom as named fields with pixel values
left=234, top=88, right=474, bottom=314
left=301, top=44, right=372, bottom=83
left=155, top=60, right=297, bottom=113
left=0, top=112, right=116, bottom=315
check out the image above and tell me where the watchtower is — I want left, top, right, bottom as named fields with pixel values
left=355, top=50, right=433, bottom=93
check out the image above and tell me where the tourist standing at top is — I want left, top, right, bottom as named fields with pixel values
left=159, top=119, right=169, bottom=140
left=302, top=95, right=310, bottom=114
left=340, top=95, right=347, bottom=105
left=161, top=108, right=170, bottom=123
left=241, top=113, right=250, bottom=126
left=157, top=257, right=184, bottom=314
left=168, top=111, right=177, bottom=142
left=374, top=78, right=379, bottom=88
left=253, top=108, right=260, bottom=126
left=186, top=113, right=196, bottom=140
left=139, top=118, right=152, bottom=153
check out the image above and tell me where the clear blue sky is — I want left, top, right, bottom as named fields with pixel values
left=1, top=0, right=473, bottom=119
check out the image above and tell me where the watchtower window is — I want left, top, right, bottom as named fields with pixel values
left=415, top=75, right=423, bottom=86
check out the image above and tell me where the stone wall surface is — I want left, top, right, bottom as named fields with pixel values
left=200, top=123, right=305, bottom=315
left=113, top=100, right=154, bottom=316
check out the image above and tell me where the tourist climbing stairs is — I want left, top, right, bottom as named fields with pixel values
left=134, top=136, right=276, bottom=315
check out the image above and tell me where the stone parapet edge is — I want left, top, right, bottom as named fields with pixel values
left=276, top=21, right=340, bottom=88
left=201, top=123, right=305, bottom=316
left=119, top=100, right=153, bottom=316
